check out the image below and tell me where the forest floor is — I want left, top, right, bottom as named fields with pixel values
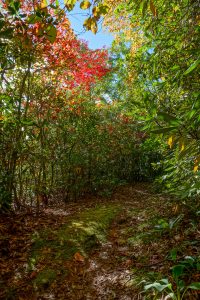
left=0, top=183, right=199, bottom=300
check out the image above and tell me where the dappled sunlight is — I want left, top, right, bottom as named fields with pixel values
left=43, top=208, right=71, bottom=216
left=92, top=269, right=132, bottom=295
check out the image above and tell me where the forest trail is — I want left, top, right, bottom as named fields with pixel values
left=0, top=184, right=199, bottom=300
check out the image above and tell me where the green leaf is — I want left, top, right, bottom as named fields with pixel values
left=151, top=127, right=177, bottom=134
left=8, top=1, right=21, bottom=14
left=141, top=0, right=148, bottom=17
left=183, top=256, right=195, bottom=264
left=172, top=265, right=185, bottom=278
left=187, top=109, right=196, bottom=119
left=157, top=112, right=179, bottom=125
left=46, top=25, right=57, bottom=43
left=177, top=279, right=185, bottom=290
left=21, top=120, right=35, bottom=126
left=144, top=281, right=170, bottom=292
left=188, top=282, right=200, bottom=290
left=28, top=14, right=42, bottom=24
left=167, top=292, right=176, bottom=300
left=183, top=58, right=200, bottom=75
left=170, top=249, right=177, bottom=261
left=98, top=4, right=109, bottom=15
left=169, top=214, right=183, bottom=229
left=0, top=28, right=13, bottom=39
left=13, top=1, right=20, bottom=11
left=160, top=278, right=169, bottom=285
left=178, top=144, right=195, bottom=160
left=56, top=0, right=59, bottom=5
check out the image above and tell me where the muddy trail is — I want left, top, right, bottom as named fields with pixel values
left=0, top=184, right=199, bottom=300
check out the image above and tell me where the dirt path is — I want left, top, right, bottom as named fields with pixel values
left=0, top=184, right=199, bottom=300
left=50, top=185, right=171, bottom=300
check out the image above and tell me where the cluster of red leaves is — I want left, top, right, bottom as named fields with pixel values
left=1, top=0, right=110, bottom=91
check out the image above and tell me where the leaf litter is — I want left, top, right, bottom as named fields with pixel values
left=0, top=183, right=199, bottom=299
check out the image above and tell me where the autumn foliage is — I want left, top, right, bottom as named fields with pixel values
left=1, top=1, right=154, bottom=212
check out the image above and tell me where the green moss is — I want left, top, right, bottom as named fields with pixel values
left=138, top=222, right=149, bottom=231
left=29, top=204, right=121, bottom=272
left=128, top=234, right=143, bottom=246
left=33, top=269, right=56, bottom=289
left=127, top=231, right=154, bottom=246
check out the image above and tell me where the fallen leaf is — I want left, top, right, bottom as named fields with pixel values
left=74, top=252, right=85, bottom=263
left=29, top=271, right=37, bottom=279
left=123, top=259, right=132, bottom=267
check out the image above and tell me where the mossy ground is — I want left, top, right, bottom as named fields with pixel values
left=29, top=204, right=121, bottom=289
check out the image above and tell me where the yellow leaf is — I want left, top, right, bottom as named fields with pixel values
left=80, top=1, right=91, bottom=10
left=91, top=22, right=98, bottom=34
left=168, top=136, right=173, bottom=149
left=64, top=0, right=76, bottom=11
left=179, top=139, right=185, bottom=152
left=92, top=6, right=100, bottom=18
left=194, top=155, right=200, bottom=172
left=41, top=0, right=48, bottom=8
left=84, top=17, right=98, bottom=34
left=91, top=17, right=98, bottom=34
left=83, top=17, right=92, bottom=30
left=172, top=204, right=180, bottom=214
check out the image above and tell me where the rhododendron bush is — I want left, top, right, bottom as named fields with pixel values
left=0, top=0, right=111, bottom=210
left=1, top=1, right=153, bottom=211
